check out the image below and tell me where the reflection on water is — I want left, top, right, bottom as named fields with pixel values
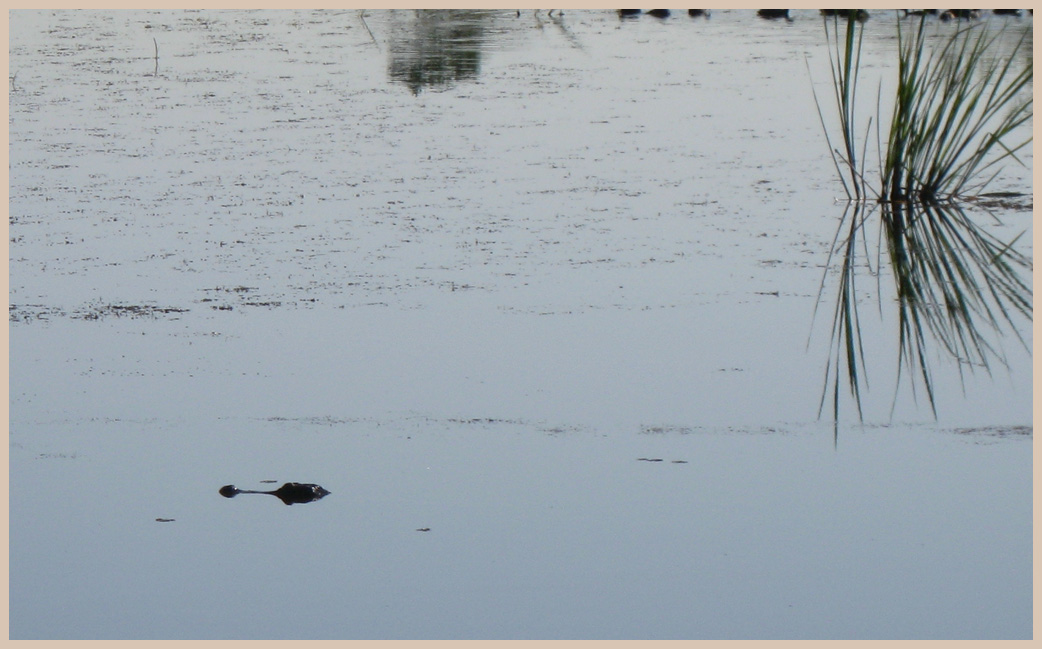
left=382, top=9, right=583, bottom=93
left=386, top=9, right=496, bottom=95
left=817, top=199, right=1032, bottom=421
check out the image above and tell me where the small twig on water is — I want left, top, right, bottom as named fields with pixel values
left=359, top=10, right=379, bottom=49
left=153, top=37, right=159, bottom=76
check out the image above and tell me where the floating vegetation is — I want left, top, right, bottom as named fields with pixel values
left=638, top=424, right=792, bottom=436
left=36, top=451, right=80, bottom=460
left=9, top=304, right=62, bottom=323
left=263, top=415, right=367, bottom=426
left=948, top=424, right=1032, bottom=440
left=813, top=11, right=1032, bottom=203
left=76, top=303, right=190, bottom=320
left=10, top=302, right=189, bottom=322
left=446, top=416, right=528, bottom=426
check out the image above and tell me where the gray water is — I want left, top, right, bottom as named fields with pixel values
left=9, top=9, right=1033, bottom=639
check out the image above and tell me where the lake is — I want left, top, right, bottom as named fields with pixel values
left=8, top=8, right=1033, bottom=639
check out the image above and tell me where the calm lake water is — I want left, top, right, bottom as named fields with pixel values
left=9, top=9, right=1033, bottom=639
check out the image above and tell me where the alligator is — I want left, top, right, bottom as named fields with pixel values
left=219, top=482, right=331, bottom=505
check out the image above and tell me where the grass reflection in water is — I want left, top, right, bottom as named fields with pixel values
left=816, top=199, right=1031, bottom=422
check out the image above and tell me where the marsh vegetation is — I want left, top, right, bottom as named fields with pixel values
left=814, top=11, right=1032, bottom=421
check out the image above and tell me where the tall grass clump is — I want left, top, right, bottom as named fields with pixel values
left=811, top=13, right=1032, bottom=423
left=812, top=11, right=870, bottom=200
left=816, top=12, right=1032, bottom=203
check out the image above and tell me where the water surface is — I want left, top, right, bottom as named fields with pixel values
left=9, top=9, right=1032, bottom=639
